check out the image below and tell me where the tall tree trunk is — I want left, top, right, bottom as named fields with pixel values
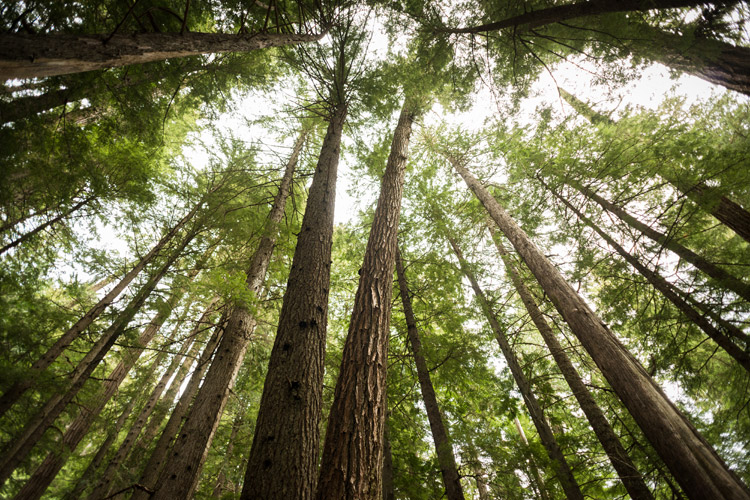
left=314, top=100, right=416, bottom=500
left=514, top=416, right=550, bottom=500
left=0, top=202, right=201, bottom=417
left=0, top=228, right=194, bottom=490
left=0, top=86, right=86, bottom=124
left=150, top=130, right=305, bottom=500
left=395, top=246, right=464, bottom=500
left=447, top=234, right=584, bottom=500
left=129, top=310, right=224, bottom=500
left=211, top=413, right=243, bottom=499
left=569, top=180, right=750, bottom=302
left=0, top=32, right=326, bottom=79
left=559, top=89, right=614, bottom=125
left=451, top=158, right=750, bottom=499
left=487, top=222, right=655, bottom=500
left=547, top=184, right=750, bottom=371
left=241, top=104, right=347, bottom=500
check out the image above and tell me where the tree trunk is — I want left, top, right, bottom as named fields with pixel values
left=382, top=421, right=395, bottom=500
left=0, top=202, right=200, bottom=418
left=0, top=32, right=325, bottom=80
left=559, top=89, right=614, bottom=125
left=241, top=104, right=347, bottom=500
left=447, top=234, right=584, bottom=500
left=150, top=130, right=304, bottom=500
left=0, top=86, right=85, bottom=124
left=211, top=413, right=243, bottom=499
left=314, top=99, right=416, bottom=500
left=395, top=246, right=464, bottom=500
left=548, top=184, right=750, bottom=371
left=129, top=310, right=224, bottom=500
left=570, top=180, right=750, bottom=302
left=514, top=416, right=550, bottom=500
left=487, top=222, right=655, bottom=500
left=451, top=158, right=750, bottom=499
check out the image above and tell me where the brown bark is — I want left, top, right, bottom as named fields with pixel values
left=549, top=184, right=750, bottom=371
left=150, top=131, right=304, bottom=500
left=0, top=32, right=325, bottom=80
left=241, top=105, right=347, bottom=500
left=3, top=233, right=194, bottom=496
left=451, top=158, right=750, bottom=499
left=314, top=100, right=416, bottom=500
left=395, top=247, right=464, bottom=500
left=447, top=234, right=584, bottom=500
left=382, top=421, right=395, bottom=500
left=0, top=202, right=200, bottom=418
left=682, top=181, right=750, bottom=244
left=488, top=222, right=655, bottom=500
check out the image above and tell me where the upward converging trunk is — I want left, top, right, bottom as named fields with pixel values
left=150, top=130, right=305, bottom=500
left=395, top=247, right=464, bottom=500
left=315, top=99, right=417, bottom=500
left=487, top=222, right=654, bottom=500
left=513, top=416, right=550, bottom=500
left=451, top=158, right=750, bottom=499
left=0, top=32, right=326, bottom=79
left=447, top=234, right=584, bottom=500
left=241, top=105, right=346, bottom=500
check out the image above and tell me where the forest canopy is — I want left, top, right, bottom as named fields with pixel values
left=1, top=0, right=749, bottom=499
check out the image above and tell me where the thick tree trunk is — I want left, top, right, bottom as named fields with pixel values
left=570, top=180, right=750, bottom=302
left=549, top=185, right=750, bottom=371
left=150, top=131, right=304, bottom=500
left=0, top=202, right=200, bottom=417
left=447, top=235, right=584, bottom=500
left=395, top=247, right=464, bottom=500
left=452, top=159, right=750, bottom=499
left=680, top=180, right=750, bottom=244
left=488, top=222, right=655, bottom=500
left=241, top=105, right=347, bottom=500
left=1, top=231, right=194, bottom=493
left=314, top=100, right=416, bottom=500
left=0, top=32, right=326, bottom=80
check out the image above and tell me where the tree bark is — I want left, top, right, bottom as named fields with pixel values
left=0, top=202, right=200, bottom=418
left=0, top=86, right=86, bottom=124
left=211, top=413, right=243, bottom=498
left=382, top=421, right=395, bottom=500
left=0, top=32, right=326, bottom=80
left=395, top=246, right=464, bottom=500
left=548, top=184, right=750, bottom=371
left=241, top=105, right=347, bottom=500
left=487, top=222, right=655, bottom=500
left=513, top=416, right=550, bottom=500
left=314, top=99, right=416, bottom=500
left=451, top=158, right=750, bottom=499
left=150, top=130, right=304, bottom=500
left=447, top=234, right=584, bottom=500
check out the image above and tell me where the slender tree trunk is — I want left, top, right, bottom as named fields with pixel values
left=560, top=89, right=615, bottom=125
left=151, top=131, right=304, bottom=500
left=451, top=158, right=750, bottom=499
left=514, top=416, right=550, bottom=500
left=474, top=461, right=491, bottom=500
left=129, top=311, right=224, bottom=500
left=382, top=421, right=395, bottom=500
left=570, top=180, right=750, bottom=302
left=548, top=184, right=750, bottom=371
left=3, top=232, right=195, bottom=495
left=0, top=32, right=326, bottom=79
left=211, top=413, right=243, bottom=499
left=488, top=222, right=655, bottom=500
left=0, top=86, right=85, bottom=124
left=395, top=246, right=464, bottom=500
left=241, top=104, right=347, bottom=500
left=0, top=202, right=200, bottom=418
left=447, top=234, right=584, bottom=500
left=314, top=100, right=416, bottom=500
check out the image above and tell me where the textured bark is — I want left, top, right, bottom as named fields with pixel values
left=0, top=202, right=199, bottom=418
left=0, top=86, right=85, bottom=124
left=571, top=181, right=750, bottom=302
left=241, top=105, right=347, bottom=500
left=549, top=185, right=750, bottom=371
left=150, top=131, right=304, bottom=500
left=681, top=181, right=750, bottom=244
left=452, top=159, right=750, bottom=499
left=395, top=247, right=464, bottom=500
left=382, top=422, right=395, bottom=500
left=129, top=309, right=223, bottom=500
left=2, top=232, right=194, bottom=495
left=488, top=222, right=655, bottom=500
left=315, top=100, right=416, bottom=500
left=0, top=32, right=325, bottom=79
left=448, top=235, right=584, bottom=500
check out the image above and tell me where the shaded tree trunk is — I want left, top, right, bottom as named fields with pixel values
left=447, top=234, right=584, bottom=500
left=241, top=104, right=347, bottom=500
left=395, top=246, right=464, bottom=500
left=211, top=413, right=243, bottom=499
left=314, top=100, right=416, bottom=500
left=382, top=421, right=395, bottom=500
left=514, top=416, right=550, bottom=500
left=150, top=130, right=305, bottom=500
left=451, top=158, right=750, bottom=499
left=0, top=85, right=85, bottom=124
left=488, top=222, right=655, bottom=500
